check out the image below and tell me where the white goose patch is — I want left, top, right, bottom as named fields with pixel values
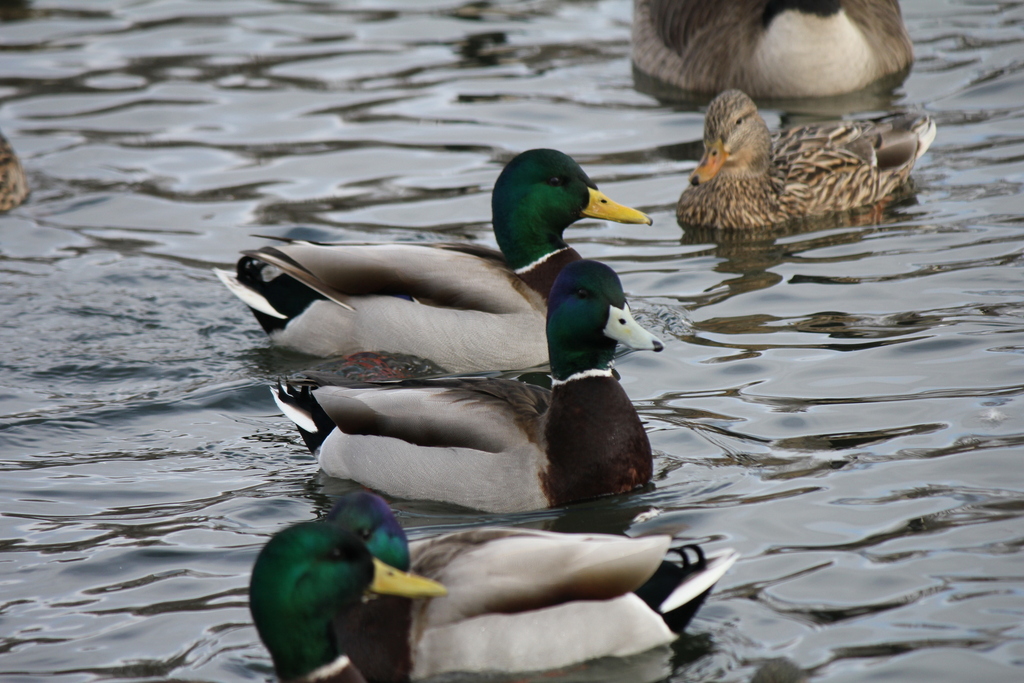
left=754, top=9, right=875, bottom=97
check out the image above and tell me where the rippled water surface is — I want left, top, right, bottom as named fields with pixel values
left=2, top=1, right=1024, bottom=681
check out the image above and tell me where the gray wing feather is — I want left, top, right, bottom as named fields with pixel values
left=247, top=242, right=531, bottom=314
left=312, top=381, right=551, bottom=512
left=408, top=529, right=671, bottom=624
left=249, top=243, right=549, bottom=371
left=406, top=529, right=676, bottom=678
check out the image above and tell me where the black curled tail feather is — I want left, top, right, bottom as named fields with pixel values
left=272, top=382, right=335, bottom=454
left=633, top=544, right=712, bottom=633
left=236, top=256, right=325, bottom=333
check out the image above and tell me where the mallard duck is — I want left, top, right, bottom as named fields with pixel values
left=272, top=259, right=664, bottom=513
left=248, top=519, right=447, bottom=683
left=215, top=149, right=651, bottom=373
left=0, top=131, right=28, bottom=212
left=632, top=0, right=913, bottom=98
left=327, top=491, right=739, bottom=681
left=676, top=89, right=936, bottom=230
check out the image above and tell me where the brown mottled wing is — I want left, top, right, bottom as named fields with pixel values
left=774, top=116, right=924, bottom=215
left=0, top=133, right=28, bottom=212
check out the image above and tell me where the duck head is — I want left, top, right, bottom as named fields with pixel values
left=492, top=149, right=651, bottom=271
left=327, top=490, right=410, bottom=572
left=546, top=260, right=663, bottom=382
left=690, top=90, right=772, bottom=186
left=249, top=521, right=445, bottom=681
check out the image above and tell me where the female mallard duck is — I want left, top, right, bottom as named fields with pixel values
left=272, top=260, right=664, bottom=513
left=632, top=0, right=913, bottom=98
left=249, top=519, right=447, bottom=683
left=215, top=149, right=651, bottom=373
left=327, top=491, right=739, bottom=681
left=676, top=89, right=936, bottom=230
left=0, top=131, right=28, bottom=212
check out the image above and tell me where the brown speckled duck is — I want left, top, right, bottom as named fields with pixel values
left=632, top=0, right=913, bottom=99
left=0, top=131, right=28, bottom=212
left=676, top=89, right=936, bottom=231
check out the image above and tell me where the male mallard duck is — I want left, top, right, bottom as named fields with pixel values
left=0, top=131, right=28, bottom=212
left=676, top=89, right=936, bottom=230
left=632, top=0, right=913, bottom=98
left=215, top=149, right=651, bottom=373
left=272, top=260, right=664, bottom=513
left=249, top=519, right=447, bottom=683
left=327, top=491, right=739, bottom=681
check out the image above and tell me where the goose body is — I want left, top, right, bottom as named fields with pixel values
left=273, top=260, right=664, bottom=513
left=328, top=492, right=740, bottom=681
left=0, top=131, right=28, bottom=212
left=632, top=0, right=913, bottom=98
left=216, top=149, right=651, bottom=373
left=677, top=89, right=936, bottom=230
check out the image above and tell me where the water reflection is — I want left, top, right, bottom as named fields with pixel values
left=636, top=66, right=913, bottom=122
left=2, top=0, right=1024, bottom=682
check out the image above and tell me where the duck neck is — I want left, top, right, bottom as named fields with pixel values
left=548, top=335, right=616, bottom=383
left=493, top=200, right=573, bottom=275
left=541, top=375, right=652, bottom=506
left=332, top=596, right=413, bottom=682
left=262, top=619, right=349, bottom=683
left=515, top=247, right=582, bottom=301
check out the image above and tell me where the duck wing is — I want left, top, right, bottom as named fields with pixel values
left=308, top=378, right=549, bottom=453
left=241, top=241, right=532, bottom=315
left=274, top=378, right=553, bottom=512
left=409, top=528, right=672, bottom=625
left=775, top=113, right=935, bottom=212
left=407, top=528, right=680, bottom=678
left=218, top=241, right=550, bottom=369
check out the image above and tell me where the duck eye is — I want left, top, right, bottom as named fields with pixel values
left=358, top=528, right=371, bottom=541
left=736, top=117, right=744, bottom=126
left=547, top=176, right=565, bottom=187
left=618, top=318, right=626, bottom=325
left=576, top=288, right=588, bottom=299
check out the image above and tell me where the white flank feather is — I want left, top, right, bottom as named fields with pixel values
left=213, top=268, right=287, bottom=319
left=658, top=548, right=739, bottom=614
left=271, top=386, right=319, bottom=434
left=915, top=118, right=937, bottom=160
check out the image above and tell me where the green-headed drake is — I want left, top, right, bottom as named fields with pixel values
left=272, top=260, right=663, bottom=513
left=215, top=149, right=651, bottom=373
left=249, top=519, right=446, bottom=683
left=324, top=491, right=738, bottom=681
